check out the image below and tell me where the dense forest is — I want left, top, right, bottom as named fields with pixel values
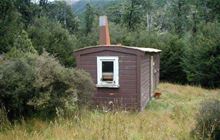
left=0, top=0, right=220, bottom=120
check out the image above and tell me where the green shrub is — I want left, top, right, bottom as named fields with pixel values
left=29, top=52, right=95, bottom=117
left=0, top=52, right=94, bottom=120
left=193, top=99, right=220, bottom=140
left=0, top=55, right=36, bottom=119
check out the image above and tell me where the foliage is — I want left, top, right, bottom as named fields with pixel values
left=46, top=1, right=79, bottom=33
left=6, top=30, right=37, bottom=58
left=0, top=83, right=219, bottom=139
left=83, top=3, right=95, bottom=35
left=196, top=0, right=220, bottom=22
left=0, top=55, right=36, bottom=120
left=159, top=33, right=187, bottom=83
left=182, top=22, right=220, bottom=87
left=0, top=52, right=94, bottom=120
left=169, top=0, right=190, bottom=36
left=15, top=0, right=36, bottom=27
left=0, top=0, right=23, bottom=53
left=193, top=99, right=220, bottom=140
left=0, top=106, right=11, bottom=132
left=28, top=17, right=78, bottom=67
left=122, top=0, right=144, bottom=31
left=105, top=2, right=124, bottom=24
left=30, top=52, right=94, bottom=114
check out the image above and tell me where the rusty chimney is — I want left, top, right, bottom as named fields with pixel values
left=99, top=16, right=110, bottom=46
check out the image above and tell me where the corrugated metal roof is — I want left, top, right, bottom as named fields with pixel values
left=74, top=45, right=161, bottom=53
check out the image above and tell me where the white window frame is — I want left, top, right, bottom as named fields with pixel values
left=96, top=56, right=119, bottom=88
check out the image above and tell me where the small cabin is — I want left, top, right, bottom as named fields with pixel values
left=74, top=16, right=161, bottom=111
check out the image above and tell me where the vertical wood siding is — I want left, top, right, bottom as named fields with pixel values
left=140, top=55, right=151, bottom=110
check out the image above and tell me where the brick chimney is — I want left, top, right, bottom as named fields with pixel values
left=99, top=16, right=110, bottom=46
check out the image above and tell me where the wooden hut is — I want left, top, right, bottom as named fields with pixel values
left=74, top=16, right=161, bottom=111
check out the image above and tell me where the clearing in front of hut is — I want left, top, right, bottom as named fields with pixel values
left=0, top=83, right=219, bottom=140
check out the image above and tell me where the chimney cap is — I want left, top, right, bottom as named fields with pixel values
left=99, top=16, right=108, bottom=26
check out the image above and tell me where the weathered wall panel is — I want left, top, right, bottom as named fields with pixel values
left=140, top=55, right=151, bottom=110
left=77, top=50, right=139, bottom=109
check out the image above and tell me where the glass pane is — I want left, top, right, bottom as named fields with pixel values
left=102, top=62, right=113, bottom=72
left=102, top=61, right=113, bottom=81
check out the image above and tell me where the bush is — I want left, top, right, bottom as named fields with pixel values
left=0, top=55, right=36, bottom=119
left=0, top=52, right=94, bottom=120
left=30, top=52, right=95, bottom=117
left=193, top=99, right=220, bottom=140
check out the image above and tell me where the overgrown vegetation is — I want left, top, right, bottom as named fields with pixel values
left=193, top=100, right=220, bottom=140
left=0, top=83, right=219, bottom=139
left=0, top=51, right=94, bottom=120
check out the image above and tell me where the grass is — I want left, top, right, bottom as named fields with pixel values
left=0, top=83, right=220, bottom=140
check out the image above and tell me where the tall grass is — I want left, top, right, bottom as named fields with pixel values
left=0, top=83, right=219, bottom=140
left=0, top=106, right=11, bottom=132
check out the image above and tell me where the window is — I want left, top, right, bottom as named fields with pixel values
left=97, top=56, right=119, bottom=88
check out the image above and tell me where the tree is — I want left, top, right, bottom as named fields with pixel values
left=13, top=30, right=36, bottom=53
left=46, top=1, right=79, bottom=34
left=15, top=0, right=34, bottom=26
left=142, top=0, right=154, bottom=31
left=122, top=0, right=144, bottom=31
left=196, top=0, right=220, bottom=23
left=159, top=33, right=187, bottom=83
left=0, top=0, right=23, bottom=53
left=105, top=2, right=124, bottom=24
left=169, top=0, right=190, bottom=36
left=182, top=22, right=220, bottom=88
left=39, top=0, right=48, bottom=7
left=6, top=30, right=37, bottom=58
left=84, top=3, right=95, bottom=35
left=28, top=17, right=78, bottom=67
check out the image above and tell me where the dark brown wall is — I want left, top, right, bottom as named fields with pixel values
left=76, top=49, right=140, bottom=109
left=75, top=46, right=160, bottom=110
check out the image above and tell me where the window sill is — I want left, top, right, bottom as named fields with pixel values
left=96, top=84, right=120, bottom=88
